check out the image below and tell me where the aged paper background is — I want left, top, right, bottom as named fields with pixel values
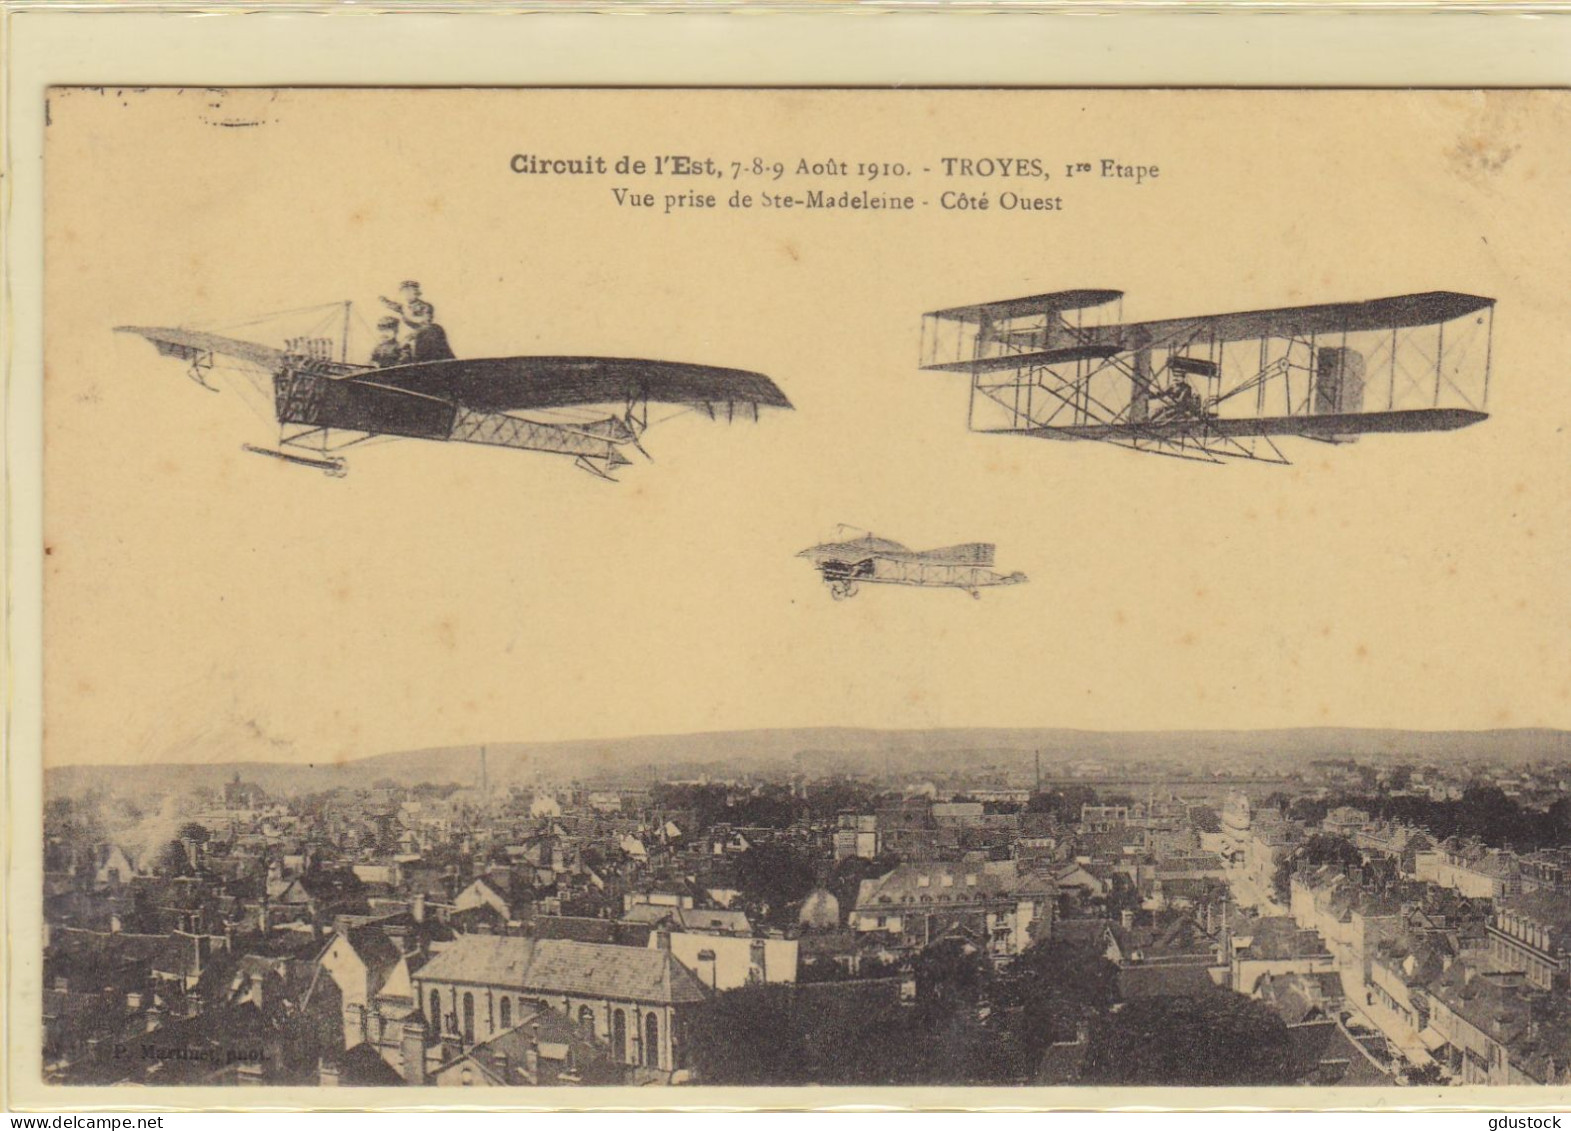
left=41, top=88, right=1571, bottom=766
left=8, top=9, right=1571, bottom=1110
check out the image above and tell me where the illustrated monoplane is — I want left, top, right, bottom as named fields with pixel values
left=919, top=289, right=1494, bottom=463
left=117, top=302, right=792, bottom=479
left=799, top=529, right=1027, bottom=600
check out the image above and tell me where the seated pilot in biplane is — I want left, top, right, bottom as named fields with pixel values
left=370, top=315, right=405, bottom=367
left=1154, top=371, right=1203, bottom=421
left=381, top=280, right=455, bottom=363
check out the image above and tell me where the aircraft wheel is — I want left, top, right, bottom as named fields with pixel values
left=843, top=581, right=859, bottom=598
left=969, top=589, right=981, bottom=600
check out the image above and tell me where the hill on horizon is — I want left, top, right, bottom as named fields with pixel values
left=43, top=725, right=1571, bottom=798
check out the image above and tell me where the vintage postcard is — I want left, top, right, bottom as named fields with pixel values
left=21, top=84, right=1571, bottom=1108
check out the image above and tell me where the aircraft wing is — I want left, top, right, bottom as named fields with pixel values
left=1085, top=291, right=1494, bottom=351
left=372, top=356, right=792, bottom=414
left=115, top=326, right=291, bottom=370
left=914, top=543, right=996, bottom=566
left=926, top=289, right=1125, bottom=323
left=922, top=345, right=1122, bottom=374
left=1013, top=407, right=1488, bottom=443
left=798, top=537, right=909, bottom=562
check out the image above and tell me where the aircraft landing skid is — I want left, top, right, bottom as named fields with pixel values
left=826, top=579, right=986, bottom=601
left=242, top=444, right=347, bottom=478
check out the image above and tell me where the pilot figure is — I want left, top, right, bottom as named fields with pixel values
left=382, top=280, right=455, bottom=363
left=370, top=315, right=405, bottom=367
left=1166, top=373, right=1201, bottom=417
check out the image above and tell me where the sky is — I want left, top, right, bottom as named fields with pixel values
left=41, top=88, right=1571, bottom=768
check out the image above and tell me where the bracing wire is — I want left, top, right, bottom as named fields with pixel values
left=191, top=301, right=351, bottom=335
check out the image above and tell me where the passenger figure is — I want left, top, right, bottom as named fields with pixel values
left=381, top=280, right=455, bottom=363
left=370, top=315, right=406, bottom=367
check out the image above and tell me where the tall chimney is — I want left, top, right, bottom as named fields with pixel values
left=400, top=1017, right=428, bottom=1086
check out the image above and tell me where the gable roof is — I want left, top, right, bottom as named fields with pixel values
left=1118, top=963, right=1218, bottom=998
left=443, top=1007, right=623, bottom=1086
left=338, top=1041, right=407, bottom=1086
left=413, top=935, right=539, bottom=989
left=1287, top=1019, right=1395, bottom=1087
left=411, top=934, right=708, bottom=1005
left=523, top=940, right=709, bottom=1005
left=343, top=924, right=403, bottom=977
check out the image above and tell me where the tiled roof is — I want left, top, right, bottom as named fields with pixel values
left=338, top=1041, right=406, bottom=1086
left=153, top=935, right=203, bottom=978
left=674, top=908, right=752, bottom=935
left=1499, top=890, right=1571, bottom=935
left=413, top=935, right=707, bottom=1005
left=343, top=924, right=402, bottom=976
left=415, top=935, right=538, bottom=989
left=1287, top=1020, right=1394, bottom=1087
left=1118, top=964, right=1217, bottom=998
left=1051, top=918, right=1111, bottom=946
left=854, top=863, right=1023, bottom=909
left=1256, top=971, right=1344, bottom=1025
left=1505, top=999, right=1571, bottom=1083
left=1239, top=916, right=1332, bottom=961
left=446, top=1005, right=621, bottom=1085
left=524, top=940, right=709, bottom=1005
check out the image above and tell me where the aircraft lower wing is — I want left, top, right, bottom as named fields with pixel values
left=1009, top=407, right=1488, bottom=442
left=922, top=345, right=1123, bottom=374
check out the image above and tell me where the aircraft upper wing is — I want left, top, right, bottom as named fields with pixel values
left=926, top=289, right=1125, bottom=323
left=922, top=291, right=1493, bottom=360
left=115, top=326, right=291, bottom=370
left=373, top=356, right=792, bottom=414
left=1085, top=291, right=1494, bottom=350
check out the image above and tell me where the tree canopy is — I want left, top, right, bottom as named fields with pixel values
left=686, top=982, right=931, bottom=1085
left=732, top=841, right=819, bottom=927
left=1080, top=991, right=1305, bottom=1086
left=1272, top=833, right=1364, bottom=903
left=1289, top=786, right=1569, bottom=853
left=687, top=935, right=1125, bottom=1086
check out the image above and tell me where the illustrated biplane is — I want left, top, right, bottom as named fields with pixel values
left=919, top=288, right=1494, bottom=463
left=799, top=529, right=1027, bottom=600
left=117, top=302, right=791, bottom=479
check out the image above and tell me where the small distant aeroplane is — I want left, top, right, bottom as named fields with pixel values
left=919, top=288, right=1495, bottom=464
left=117, top=300, right=791, bottom=480
left=799, top=528, right=1027, bottom=600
